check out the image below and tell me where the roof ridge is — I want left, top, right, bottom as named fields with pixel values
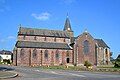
left=20, top=27, right=67, bottom=32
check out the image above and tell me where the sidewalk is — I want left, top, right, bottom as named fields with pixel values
left=0, top=71, right=18, bottom=79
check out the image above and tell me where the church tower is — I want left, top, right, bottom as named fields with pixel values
left=63, top=15, right=74, bottom=37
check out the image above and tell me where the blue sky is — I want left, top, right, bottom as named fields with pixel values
left=0, top=0, right=120, bottom=58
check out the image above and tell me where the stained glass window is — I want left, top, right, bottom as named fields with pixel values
left=84, top=40, right=89, bottom=53
left=20, top=48, right=24, bottom=57
left=45, top=50, right=48, bottom=58
left=56, top=50, right=59, bottom=58
left=33, top=49, right=37, bottom=57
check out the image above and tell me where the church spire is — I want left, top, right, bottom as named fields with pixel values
left=63, top=14, right=73, bottom=31
left=63, top=14, right=74, bottom=37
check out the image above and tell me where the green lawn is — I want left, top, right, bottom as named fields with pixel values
left=34, top=66, right=65, bottom=69
left=34, top=65, right=81, bottom=69
left=97, top=65, right=120, bottom=70
left=97, top=66, right=114, bottom=68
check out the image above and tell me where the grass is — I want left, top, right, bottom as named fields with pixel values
left=45, top=66, right=65, bottom=69
left=35, top=66, right=66, bottom=69
left=34, top=65, right=82, bottom=69
left=97, top=66, right=114, bottom=68
left=97, top=65, right=120, bottom=70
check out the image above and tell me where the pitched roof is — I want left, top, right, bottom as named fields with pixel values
left=16, top=41, right=72, bottom=50
left=63, top=16, right=73, bottom=31
left=95, top=39, right=109, bottom=48
left=18, top=27, right=70, bottom=38
left=0, top=50, right=12, bottom=55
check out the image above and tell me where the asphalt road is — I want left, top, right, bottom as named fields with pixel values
left=0, top=65, right=120, bottom=80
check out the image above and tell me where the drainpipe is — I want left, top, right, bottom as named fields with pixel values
left=16, top=49, right=17, bottom=66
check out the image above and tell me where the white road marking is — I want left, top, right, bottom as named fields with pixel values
left=35, top=70, right=40, bottom=72
left=50, top=71, right=58, bottom=74
left=23, top=68, right=86, bottom=77
left=68, top=73, right=86, bottom=77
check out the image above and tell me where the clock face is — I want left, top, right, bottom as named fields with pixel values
left=68, top=28, right=70, bottom=30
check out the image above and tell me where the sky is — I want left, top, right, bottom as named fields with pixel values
left=0, top=0, right=120, bottom=59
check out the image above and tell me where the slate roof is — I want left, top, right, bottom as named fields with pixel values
left=0, top=50, right=12, bottom=55
left=95, top=39, right=109, bottom=48
left=63, top=16, right=73, bottom=31
left=18, top=27, right=70, bottom=38
left=16, top=41, right=72, bottom=50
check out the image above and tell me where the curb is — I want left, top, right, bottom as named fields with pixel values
left=0, top=72, right=18, bottom=79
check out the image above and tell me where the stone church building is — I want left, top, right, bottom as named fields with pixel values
left=13, top=16, right=111, bottom=66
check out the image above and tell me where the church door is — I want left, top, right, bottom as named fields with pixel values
left=66, top=58, right=69, bottom=63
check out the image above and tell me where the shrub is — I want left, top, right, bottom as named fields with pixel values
left=3, top=59, right=10, bottom=64
left=84, top=61, right=92, bottom=68
left=114, top=54, right=120, bottom=68
left=74, top=63, right=77, bottom=66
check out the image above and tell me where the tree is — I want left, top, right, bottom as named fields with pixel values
left=114, top=54, right=120, bottom=68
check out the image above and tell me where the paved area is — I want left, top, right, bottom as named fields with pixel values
left=0, top=64, right=120, bottom=80
left=0, top=71, right=18, bottom=79
left=0, top=65, right=18, bottom=79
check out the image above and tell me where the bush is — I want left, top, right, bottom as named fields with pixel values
left=84, top=61, right=92, bottom=68
left=74, top=63, right=77, bottom=66
left=114, top=62, right=120, bottom=68
left=3, top=59, right=11, bottom=64
left=114, top=55, right=120, bottom=68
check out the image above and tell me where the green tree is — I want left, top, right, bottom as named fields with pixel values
left=114, top=54, right=120, bottom=68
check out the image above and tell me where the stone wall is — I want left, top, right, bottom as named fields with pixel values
left=14, top=48, right=73, bottom=66
left=97, top=47, right=111, bottom=65
left=74, top=32, right=96, bottom=65
left=18, top=35, right=70, bottom=43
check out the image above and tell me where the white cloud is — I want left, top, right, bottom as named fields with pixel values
left=31, top=12, right=51, bottom=21
left=7, top=36, right=15, bottom=39
left=62, top=0, right=76, bottom=5
left=0, top=36, right=15, bottom=42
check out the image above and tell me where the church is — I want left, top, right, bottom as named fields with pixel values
left=13, top=16, right=111, bottom=66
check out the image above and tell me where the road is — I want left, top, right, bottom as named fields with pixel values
left=0, top=65, right=120, bottom=80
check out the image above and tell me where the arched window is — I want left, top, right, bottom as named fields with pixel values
left=66, top=50, right=69, bottom=57
left=56, top=50, right=59, bottom=58
left=105, top=48, right=108, bottom=64
left=64, top=38, right=66, bottom=42
left=20, top=48, right=24, bottom=57
left=54, top=38, right=56, bottom=42
left=105, top=48, right=108, bottom=55
left=33, top=49, right=37, bottom=57
left=44, top=37, right=47, bottom=41
left=41, top=50, right=42, bottom=53
left=84, top=40, right=89, bottom=53
left=34, top=36, right=36, bottom=40
left=44, top=50, right=48, bottom=58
